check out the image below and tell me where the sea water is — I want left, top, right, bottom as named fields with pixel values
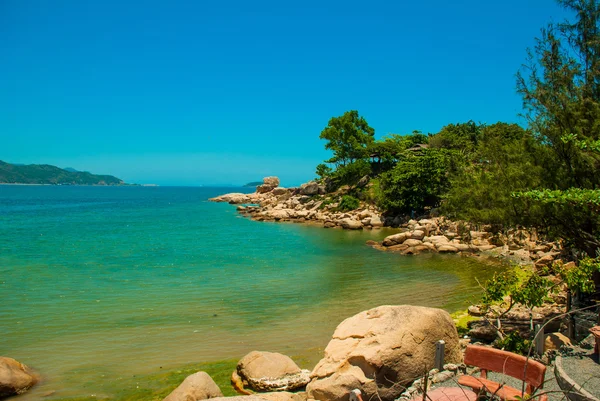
left=0, top=186, right=498, bottom=399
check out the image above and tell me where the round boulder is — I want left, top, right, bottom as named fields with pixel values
left=163, top=371, right=223, bottom=401
left=236, top=351, right=310, bottom=392
left=0, top=357, right=39, bottom=398
left=263, top=177, right=280, bottom=188
left=299, top=181, right=320, bottom=196
left=306, top=305, right=462, bottom=401
left=339, top=218, right=363, bottom=230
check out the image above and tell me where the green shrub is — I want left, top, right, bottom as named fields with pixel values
left=495, top=331, right=532, bottom=355
left=337, top=195, right=360, bottom=211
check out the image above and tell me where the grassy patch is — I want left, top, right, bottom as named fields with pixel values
left=51, top=360, right=238, bottom=401
left=450, top=309, right=477, bottom=337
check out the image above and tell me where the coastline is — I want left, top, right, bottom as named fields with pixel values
left=210, top=177, right=562, bottom=268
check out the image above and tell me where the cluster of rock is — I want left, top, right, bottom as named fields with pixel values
left=163, top=305, right=464, bottom=401
left=211, top=177, right=563, bottom=266
left=209, top=178, right=383, bottom=230
left=371, top=217, right=563, bottom=265
left=466, top=302, right=566, bottom=342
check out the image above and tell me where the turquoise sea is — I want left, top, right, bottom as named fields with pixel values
left=0, top=186, right=499, bottom=400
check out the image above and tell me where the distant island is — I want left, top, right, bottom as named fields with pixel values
left=0, top=160, right=126, bottom=185
left=243, top=181, right=263, bottom=187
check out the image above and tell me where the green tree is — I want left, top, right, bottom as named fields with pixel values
left=377, top=148, right=452, bottom=214
left=515, top=0, right=600, bottom=256
left=517, top=0, right=600, bottom=190
left=319, top=110, right=375, bottom=167
left=443, top=123, right=542, bottom=228
left=428, top=121, right=482, bottom=154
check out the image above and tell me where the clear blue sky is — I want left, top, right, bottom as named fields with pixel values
left=1, top=0, right=571, bottom=186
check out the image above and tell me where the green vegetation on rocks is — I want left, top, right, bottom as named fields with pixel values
left=314, top=0, right=600, bottom=264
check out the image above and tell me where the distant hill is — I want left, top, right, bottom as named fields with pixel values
left=63, top=167, right=80, bottom=173
left=0, top=161, right=126, bottom=185
left=243, top=181, right=263, bottom=187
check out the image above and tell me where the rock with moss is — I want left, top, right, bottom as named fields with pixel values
left=163, top=371, right=223, bottom=401
left=235, top=351, right=310, bottom=393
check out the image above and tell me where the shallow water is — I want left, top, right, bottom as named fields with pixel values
left=0, top=186, right=499, bottom=400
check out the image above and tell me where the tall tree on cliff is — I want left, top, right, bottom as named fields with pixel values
left=516, top=0, right=600, bottom=256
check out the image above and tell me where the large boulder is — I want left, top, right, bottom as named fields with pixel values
left=0, top=357, right=39, bottom=398
left=163, top=371, right=223, bottom=401
left=382, top=232, right=409, bottom=246
left=236, top=351, right=310, bottom=392
left=299, top=181, right=320, bottom=196
left=263, top=177, right=280, bottom=188
left=339, top=218, right=363, bottom=230
left=306, top=305, right=462, bottom=401
left=257, top=177, right=281, bottom=194
left=209, top=193, right=254, bottom=204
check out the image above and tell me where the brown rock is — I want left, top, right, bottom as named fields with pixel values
left=237, top=351, right=309, bottom=392
left=437, top=245, right=458, bottom=253
left=0, top=357, right=39, bottom=398
left=339, top=218, right=363, bottom=230
left=401, top=246, right=420, bottom=255
left=403, top=239, right=423, bottom=247
left=238, top=351, right=300, bottom=381
left=382, top=233, right=409, bottom=246
left=259, top=392, right=307, bottom=401
left=272, top=187, right=288, bottom=196
left=410, top=230, right=425, bottom=240
left=544, top=332, right=572, bottom=351
left=306, top=365, right=375, bottom=401
left=306, top=305, right=462, bottom=401
left=386, top=244, right=409, bottom=252
left=163, top=371, right=223, bottom=401
left=535, top=254, right=555, bottom=268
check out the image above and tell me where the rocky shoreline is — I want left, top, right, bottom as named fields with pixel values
left=210, top=177, right=562, bottom=268
left=211, top=177, right=573, bottom=346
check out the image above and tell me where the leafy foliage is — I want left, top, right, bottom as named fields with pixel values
left=495, top=331, right=532, bottom=355
left=377, top=148, right=452, bottom=214
left=443, top=123, right=541, bottom=227
left=337, top=195, right=361, bottom=212
left=330, top=159, right=372, bottom=187
left=319, top=110, right=375, bottom=167
left=557, top=257, right=600, bottom=294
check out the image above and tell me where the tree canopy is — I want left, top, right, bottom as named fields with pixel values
left=319, top=110, right=375, bottom=167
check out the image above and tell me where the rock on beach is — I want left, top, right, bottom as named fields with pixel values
left=306, top=305, right=462, bottom=401
left=0, top=357, right=39, bottom=398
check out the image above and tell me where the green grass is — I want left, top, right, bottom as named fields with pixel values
left=450, top=309, right=477, bottom=337
left=52, top=360, right=238, bottom=401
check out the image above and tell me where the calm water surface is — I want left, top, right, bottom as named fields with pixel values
left=0, top=186, right=499, bottom=399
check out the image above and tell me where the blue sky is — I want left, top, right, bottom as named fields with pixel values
left=1, top=1, right=570, bottom=186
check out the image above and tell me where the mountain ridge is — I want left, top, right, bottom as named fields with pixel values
left=0, top=160, right=127, bottom=185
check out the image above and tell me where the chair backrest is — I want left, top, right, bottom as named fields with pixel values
left=463, top=345, right=546, bottom=389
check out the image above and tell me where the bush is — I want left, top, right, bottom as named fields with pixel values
left=337, top=195, right=360, bottom=211
left=495, top=331, right=532, bottom=355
